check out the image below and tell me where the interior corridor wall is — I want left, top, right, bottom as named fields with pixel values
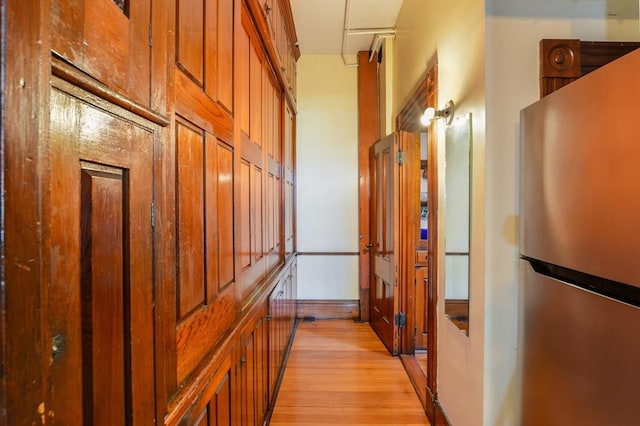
left=486, top=2, right=640, bottom=423
left=296, top=55, right=359, bottom=300
left=393, top=2, right=487, bottom=425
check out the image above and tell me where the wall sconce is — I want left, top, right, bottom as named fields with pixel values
left=420, top=100, right=455, bottom=126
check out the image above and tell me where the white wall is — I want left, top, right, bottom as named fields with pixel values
left=393, top=1, right=640, bottom=425
left=485, top=2, right=640, bottom=424
left=393, top=2, right=487, bottom=425
left=296, top=55, right=359, bottom=300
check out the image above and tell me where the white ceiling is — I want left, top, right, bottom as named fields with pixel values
left=291, top=0, right=404, bottom=59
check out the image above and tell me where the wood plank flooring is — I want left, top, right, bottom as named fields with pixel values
left=270, top=320, right=430, bottom=425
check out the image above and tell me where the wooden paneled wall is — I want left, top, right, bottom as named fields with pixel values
left=2, top=0, right=299, bottom=424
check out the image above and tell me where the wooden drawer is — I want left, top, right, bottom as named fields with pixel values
left=416, top=250, right=428, bottom=265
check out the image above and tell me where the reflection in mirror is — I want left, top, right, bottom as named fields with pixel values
left=444, top=113, right=471, bottom=335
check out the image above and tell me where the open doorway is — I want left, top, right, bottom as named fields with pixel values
left=394, top=64, right=439, bottom=417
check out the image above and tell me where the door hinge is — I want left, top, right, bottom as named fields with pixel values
left=394, top=312, right=406, bottom=327
left=148, top=22, right=153, bottom=47
left=396, top=150, right=406, bottom=165
left=151, top=201, right=155, bottom=228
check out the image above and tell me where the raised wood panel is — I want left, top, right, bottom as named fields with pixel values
left=49, top=82, right=155, bottom=424
left=267, top=173, right=276, bottom=252
left=212, top=370, right=233, bottom=426
left=285, top=179, right=294, bottom=255
left=240, top=159, right=252, bottom=271
left=274, top=175, right=282, bottom=254
left=250, top=43, right=263, bottom=146
left=214, top=0, right=234, bottom=111
left=239, top=23, right=251, bottom=136
left=80, top=165, right=127, bottom=424
left=216, top=142, right=235, bottom=291
left=273, top=89, right=282, bottom=163
left=177, top=0, right=205, bottom=84
left=284, top=103, right=293, bottom=172
left=253, top=165, right=265, bottom=263
left=205, top=133, right=220, bottom=303
left=177, top=120, right=206, bottom=317
left=240, top=330, right=256, bottom=425
left=175, top=0, right=235, bottom=110
left=174, top=122, right=238, bottom=384
left=51, top=0, right=151, bottom=104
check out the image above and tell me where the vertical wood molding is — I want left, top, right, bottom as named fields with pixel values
left=357, top=51, right=379, bottom=322
left=3, top=0, right=50, bottom=423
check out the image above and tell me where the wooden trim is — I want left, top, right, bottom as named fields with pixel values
left=539, top=39, right=581, bottom=98
left=400, top=355, right=428, bottom=411
left=357, top=50, right=379, bottom=323
left=540, top=39, right=640, bottom=97
left=580, top=40, right=640, bottom=75
left=276, top=0, right=300, bottom=59
left=396, top=72, right=428, bottom=132
left=297, top=252, right=359, bottom=256
left=444, top=299, right=469, bottom=317
left=296, top=300, right=359, bottom=320
left=394, top=63, right=439, bottom=395
left=3, top=0, right=50, bottom=423
left=434, top=399, right=452, bottom=426
left=425, top=65, right=439, bottom=395
left=51, top=55, right=170, bottom=127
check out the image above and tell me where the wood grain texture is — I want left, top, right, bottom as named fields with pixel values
left=400, top=354, right=429, bottom=414
left=3, top=1, right=49, bottom=422
left=49, top=79, right=156, bottom=424
left=539, top=39, right=640, bottom=98
left=357, top=50, right=379, bottom=323
left=271, top=320, right=429, bottom=425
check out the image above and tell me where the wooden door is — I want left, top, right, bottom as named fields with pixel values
left=369, top=133, right=400, bottom=354
left=48, top=78, right=156, bottom=424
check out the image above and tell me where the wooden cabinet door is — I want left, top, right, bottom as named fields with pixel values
left=177, top=353, right=235, bottom=426
left=51, top=0, right=151, bottom=104
left=48, top=79, right=155, bottom=424
left=369, top=133, right=400, bottom=355
left=240, top=308, right=268, bottom=426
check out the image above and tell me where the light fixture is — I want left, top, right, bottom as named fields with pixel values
left=420, top=100, right=455, bottom=126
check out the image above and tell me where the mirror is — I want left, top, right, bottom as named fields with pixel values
left=444, top=113, right=471, bottom=335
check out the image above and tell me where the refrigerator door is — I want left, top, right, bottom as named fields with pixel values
left=519, top=260, right=640, bottom=425
left=520, top=49, right=640, bottom=288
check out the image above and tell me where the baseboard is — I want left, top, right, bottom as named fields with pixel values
left=434, top=399, right=451, bottom=426
left=296, top=299, right=359, bottom=320
left=399, top=355, right=428, bottom=410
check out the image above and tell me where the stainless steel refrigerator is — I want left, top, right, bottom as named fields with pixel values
left=519, top=49, right=640, bottom=425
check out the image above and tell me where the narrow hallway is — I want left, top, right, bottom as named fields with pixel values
left=270, top=320, right=429, bottom=425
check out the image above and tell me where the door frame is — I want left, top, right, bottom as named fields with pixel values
left=357, top=51, right=380, bottom=322
left=395, top=64, right=439, bottom=398
left=2, top=0, right=50, bottom=422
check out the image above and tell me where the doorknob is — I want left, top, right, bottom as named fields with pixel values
left=364, top=242, right=373, bottom=253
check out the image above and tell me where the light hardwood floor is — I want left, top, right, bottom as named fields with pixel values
left=270, top=320, right=430, bottom=425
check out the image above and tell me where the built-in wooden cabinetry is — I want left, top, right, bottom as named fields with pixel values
left=2, top=0, right=299, bottom=424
